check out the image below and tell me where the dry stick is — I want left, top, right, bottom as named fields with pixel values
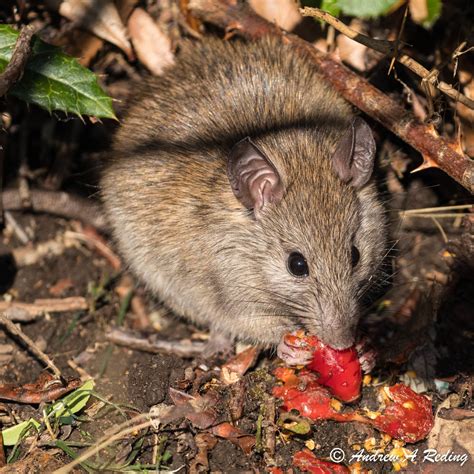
left=2, top=189, right=108, bottom=231
left=0, top=23, right=38, bottom=96
left=388, top=4, right=409, bottom=76
left=0, top=312, right=62, bottom=379
left=0, top=297, right=89, bottom=322
left=300, top=7, right=474, bottom=111
left=188, top=0, right=474, bottom=193
left=106, top=327, right=206, bottom=357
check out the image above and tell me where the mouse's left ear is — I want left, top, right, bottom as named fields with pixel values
left=332, top=117, right=376, bottom=188
left=227, top=137, right=284, bottom=218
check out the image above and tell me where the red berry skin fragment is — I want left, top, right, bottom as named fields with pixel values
left=372, top=384, right=434, bottom=443
left=272, top=368, right=353, bottom=422
left=293, top=449, right=350, bottom=473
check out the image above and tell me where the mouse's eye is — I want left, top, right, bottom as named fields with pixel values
left=351, top=245, right=360, bottom=267
left=288, top=252, right=309, bottom=277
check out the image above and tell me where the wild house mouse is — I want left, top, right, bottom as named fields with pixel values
left=101, top=37, right=387, bottom=351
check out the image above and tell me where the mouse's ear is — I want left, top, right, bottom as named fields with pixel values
left=227, top=137, right=284, bottom=217
left=332, top=117, right=376, bottom=188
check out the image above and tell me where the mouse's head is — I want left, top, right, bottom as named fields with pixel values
left=224, top=118, right=387, bottom=349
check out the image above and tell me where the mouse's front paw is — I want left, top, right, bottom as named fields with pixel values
left=277, top=335, right=313, bottom=366
left=355, top=338, right=377, bottom=374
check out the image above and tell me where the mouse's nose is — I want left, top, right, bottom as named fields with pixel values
left=312, top=299, right=358, bottom=350
left=321, top=328, right=356, bottom=350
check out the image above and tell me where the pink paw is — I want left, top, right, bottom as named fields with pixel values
left=277, top=336, right=313, bottom=366
left=355, top=339, right=377, bottom=374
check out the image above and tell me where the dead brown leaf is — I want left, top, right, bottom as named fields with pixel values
left=409, top=0, right=429, bottom=24
left=128, top=8, right=175, bottom=76
left=248, top=0, right=301, bottom=32
left=54, top=28, right=103, bottom=67
left=211, top=422, right=255, bottom=455
left=169, top=388, right=219, bottom=429
left=220, top=346, right=259, bottom=385
left=189, top=432, right=217, bottom=474
left=336, top=20, right=368, bottom=72
left=116, top=0, right=138, bottom=22
left=50, top=0, right=133, bottom=59
left=49, top=278, right=74, bottom=297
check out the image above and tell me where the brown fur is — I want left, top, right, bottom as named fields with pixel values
left=102, top=37, right=387, bottom=349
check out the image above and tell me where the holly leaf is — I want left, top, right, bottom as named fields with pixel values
left=0, top=25, right=116, bottom=119
left=320, top=0, right=341, bottom=17
left=423, top=0, right=442, bottom=28
left=335, top=0, right=400, bottom=18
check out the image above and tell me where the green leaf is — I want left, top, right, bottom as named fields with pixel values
left=336, top=0, right=400, bottom=18
left=1, top=380, right=95, bottom=446
left=52, top=379, right=95, bottom=421
left=424, top=0, right=442, bottom=28
left=0, top=25, right=116, bottom=119
left=2, top=419, right=41, bottom=447
left=321, top=0, right=341, bottom=17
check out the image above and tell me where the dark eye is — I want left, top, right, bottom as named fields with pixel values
left=351, top=245, right=360, bottom=267
left=288, top=252, right=309, bottom=277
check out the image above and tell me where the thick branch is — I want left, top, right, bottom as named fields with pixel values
left=0, top=24, right=38, bottom=97
left=301, top=7, right=474, bottom=111
left=189, top=0, right=474, bottom=193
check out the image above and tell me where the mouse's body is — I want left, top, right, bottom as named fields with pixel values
left=102, top=37, right=387, bottom=349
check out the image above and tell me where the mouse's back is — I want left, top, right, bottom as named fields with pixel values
left=111, top=36, right=352, bottom=155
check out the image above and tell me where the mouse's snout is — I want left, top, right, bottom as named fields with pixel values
left=319, top=327, right=356, bottom=351
left=306, top=299, right=359, bottom=350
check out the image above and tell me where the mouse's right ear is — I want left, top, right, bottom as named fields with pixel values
left=332, top=117, right=376, bottom=188
left=227, top=137, right=284, bottom=218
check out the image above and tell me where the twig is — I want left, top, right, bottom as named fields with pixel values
left=106, top=327, right=206, bottom=357
left=2, top=189, right=108, bottom=231
left=65, top=229, right=121, bottom=270
left=263, top=396, right=276, bottom=457
left=300, top=7, right=474, bottom=111
left=0, top=433, right=5, bottom=468
left=3, top=210, right=30, bottom=244
left=401, top=204, right=473, bottom=214
left=0, top=297, right=88, bottom=322
left=388, top=4, right=408, bottom=76
left=0, top=23, right=38, bottom=97
left=188, top=0, right=474, bottom=193
left=0, top=312, right=62, bottom=378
